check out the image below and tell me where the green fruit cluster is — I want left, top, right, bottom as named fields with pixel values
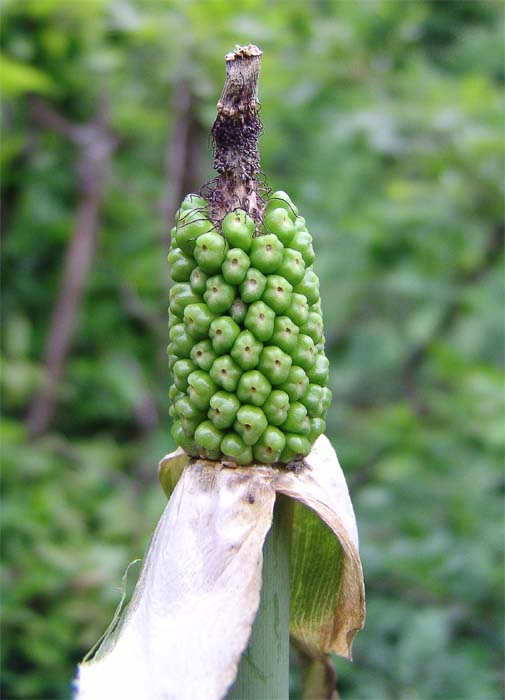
left=167, top=191, right=331, bottom=465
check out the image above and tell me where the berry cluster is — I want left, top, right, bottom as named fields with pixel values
left=167, top=191, right=331, bottom=465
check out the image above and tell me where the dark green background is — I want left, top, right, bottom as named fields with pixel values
left=1, top=1, right=503, bottom=698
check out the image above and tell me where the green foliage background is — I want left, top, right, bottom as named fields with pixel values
left=1, top=1, right=503, bottom=698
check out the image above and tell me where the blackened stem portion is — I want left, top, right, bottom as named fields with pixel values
left=210, top=44, right=263, bottom=224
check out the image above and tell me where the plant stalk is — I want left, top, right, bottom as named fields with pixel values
left=227, top=495, right=292, bottom=700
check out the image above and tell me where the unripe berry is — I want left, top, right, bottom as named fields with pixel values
left=253, top=426, right=286, bottom=463
left=257, top=345, right=292, bottom=385
left=169, top=283, right=202, bottom=318
left=300, top=383, right=325, bottom=418
left=280, top=434, right=311, bottom=462
left=187, top=370, right=216, bottom=410
left=244, top=301, right=275, bottom=342
left=300, top=311, right=324, bottom=344
left=221, top=433, right=253, bottom=466
left=239, top=268, right=267, bottom=303
left=264, top=207, right=295, bottom=246
left=276, top=248, right=306, bottom=286
left=229, top=297, right=248, bottom=325
left=194, top=231, right=227, bottom=274
left=189, top=267, right=209, bottom=295
left=173, top=358, right=196, bottom=392
left=208, top=391, right=240, bottom=429
left=295, top=270, right=320, bottom=306
left=249, top=234, right=283, bottom=273
left=286, top=292, right=309, bottom=327
left=190, top=339, right=218, bottom=372
left=291, top=229, right=315, bottom=266
left=307, top=353, right=329, bottom=386
left=167, top=248, right=195, bottom=282
left=266, top=191, right=298, bottom=221
left=234, top=405, right=268, bottom=445
left=171, top=420, right=200, bottom=457
left=236, top=370, right=271, bottom=406
left=261, top=274, right=293, bottom=314
left=281, top=401, right=310, bottom=435
left=292, top=333, right=316, bottom=371
left=194, top=420, right=223, bottom=453
left=209, top=355, right=243, bottom=392
left=176, top=212, right=213, bottom=254
left=230, top=330, right=263, bottom=370
left=222, top=209, right=255, bottom=251
left=204, top=275, right=236, bottom=314
left=222, top=248, right=250, bottom=285
left=262, top=389, right=290, bottom=426
left=278, top=365, right=309, bottom=402
left=209, top=316, right=241, bottom=354
left=183, top=303, right=216, bottom=340
left=270, top=316, right=299, bottom=354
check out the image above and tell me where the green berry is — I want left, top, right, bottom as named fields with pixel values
left=168, top=313, right=181, bottom=330
left=166, top=344, right=179, bottom=371
left=281, top=401, right=310, bottom=435
left=171, top=420, right=199, bottom=457
left=230, top=330, right=263, bottom=371
left=253, top=426, right=286, bottom=463
left=257, top=345, right=292, bottom=385
left=203, top=275, right=236, bottom=314
left=190, top=339, right=218, bottom=372
left=172, top=358, right=196, bottom=391
left=189, top=267, right=208, bottom=295
left=261, top=274, right=293, bottom=314
left=179, top=193, right=208, bottom=214
left=169, top=283, right=202, bottom=318
left=236, top=370, right=271, bottom=407
left=295, top=270, right=320, bottom=306
left=291, top=229, right=315, bottom=266
left=300, top=311, right=323, bottom=344
left=262, top=389, right=290, bottom=426
left=294, top=216, right=307, bottom=232
left=221, top=433, right=253, bottom=466
left=175, top=394, right=202, bottom=419
left=244, top=301, right=275, bottom=342
left=229, top=297, right=248, bottom=324
left=209, top=355, right=243, bottom=392
left=321, top=387, right=332, bottom=412
left=308, top=417, right=326, bottom=442
left=180, top=412, right=206, bottom=437
left=169, top=323, right=194, bottom=357
left=266, top=191, right=298, bottom=221
left=270, top=316, right=299, bottom=354
left=278, top=365, right=309, bottom=401
left=286, top=292, right=309, bottom=327
left=168, top=247, right=195, bottom=282
left=307, top=354, right=329, bottom=386
left=194, top=231, right=227, bottom=274
left=292, top=333, right=316, bottom=371
left=187, top=370, right=216, bottom=410
left=222, top=248, right=250, bottom=285
left=300, top=383, right=325, bottom=418
left=209, top=316, right=241, bottom=354
left=264, top=207, right=295, bottom=246
left=221, top=210, right=255, bottom=251
left=208, top=391, right=240, bottom=429
left=280, top=434, right=311, bottom=463
left=183, top=303, right=216, bottom=340
left=249, top=234, right=284, bottom=274
left=175, top=212, right=213, bottom=254
left=276, top=248, right=306, bottom=286
left=239, top=268, right=267, bottom=303
left=234, top=405, right=268, bottom=445
left=194, top=420, right=223, bottom=453
left=169, top=384, right=184, bottom=405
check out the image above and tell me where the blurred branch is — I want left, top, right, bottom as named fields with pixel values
left=26, top=98, right=116, bottom=437
left=160, top=79, right=203, bottom=232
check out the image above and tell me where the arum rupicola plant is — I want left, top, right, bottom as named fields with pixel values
left=76, top=45, right=365, bottom=700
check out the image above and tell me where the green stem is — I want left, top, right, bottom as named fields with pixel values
left=227, top=495, right=292, bottom=700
